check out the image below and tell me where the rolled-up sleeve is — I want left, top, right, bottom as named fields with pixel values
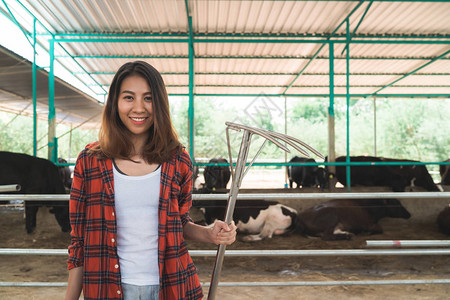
left=67, top=151, right=87, bottom=270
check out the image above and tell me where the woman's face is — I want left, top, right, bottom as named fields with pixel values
left=117, top=74, right=154, bottom=141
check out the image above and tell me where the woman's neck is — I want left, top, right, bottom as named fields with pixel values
left=130, top=136, right=146, bottom=158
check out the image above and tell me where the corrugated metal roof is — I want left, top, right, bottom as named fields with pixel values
left=0, top=0, right=449, bottom=128
left=0, top=45, right=102, bottom=129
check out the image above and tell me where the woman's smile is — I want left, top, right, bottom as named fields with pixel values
left=130, top=116, right=149, bottom=125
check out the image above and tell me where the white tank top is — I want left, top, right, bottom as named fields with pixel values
left=113, top=163, right=161, bottom=285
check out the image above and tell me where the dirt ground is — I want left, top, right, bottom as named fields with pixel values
left=1, top=200, right=449, bottom=300
left=1, top=170, right=449, bottom=299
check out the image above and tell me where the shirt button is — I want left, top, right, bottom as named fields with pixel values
left=112, top=212, right=115, bottom=216
left=115, top=264, right=119, bottom=269
left=111, top=238, right=115, bottom=243
left=117, top=290, right=121, bottom=295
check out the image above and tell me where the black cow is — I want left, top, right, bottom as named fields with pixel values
left=380, top=157, right=439, bottom=191
left=0, top=151, right=70, bottom=233
left=194, top=199, right=297, bottom=241
left=437, top=206, right=450, bottom=235
left=295, top=198, right=411, bottom=240
left=334, top=156, right=439, bottom=192
left=440, top=159, right=450, bottom=185
left=287, top=156, right=328, bottom=189
left=203, top=158, right=231, bottom=191
left=57, top=157, right=72, bottom=192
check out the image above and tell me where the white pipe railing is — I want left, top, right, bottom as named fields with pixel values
left=0, top=184, right=21, bottom=192
left=2, top=279, right=450, bottom=288
left=1, top=248, right=450, bottom=256
left=1, top=192, right=450, bottom=202
left=366, top=240, right=450, bottom=247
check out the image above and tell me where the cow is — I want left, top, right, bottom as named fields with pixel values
left=440, top=159, right=450, bottom=185
left=287, top=156, right=328, bottom=189
left=194, top=199, right=297, bottom=242
left=380, top=157, right=439, bottom=191
left=437, top=206, right=450, bottom=235
left=334, top=156, right=439, bottom=192
left=203, top=157, right=231, bottom=192
left=0, top=151, right=70, bottom=233
left=295, top=198, right=411, bottom=240
left=57, top=157, right=72, bottom=192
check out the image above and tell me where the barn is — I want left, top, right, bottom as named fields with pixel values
left=0, top=1, right=449, bottom=299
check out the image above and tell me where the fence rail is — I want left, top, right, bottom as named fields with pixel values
left=1, top=248, right=450, bottom=256
left=1, top=192, right=450, bottom=202
left=2, top=279, right=450, bottom=288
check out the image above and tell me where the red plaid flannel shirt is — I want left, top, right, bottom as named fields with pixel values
left=68, top=142, right=203, bottom=299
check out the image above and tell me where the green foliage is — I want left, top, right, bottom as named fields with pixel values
left=0, top=111, right=98, bottom=161
left=1, top=97, right=449, bottom=166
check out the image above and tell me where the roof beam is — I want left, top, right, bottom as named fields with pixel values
left=167, top=93, right=450, bottom=98
left=1, top=0, right=34, bottom=48
left=79, top=72, right=450, bottom=76
left=281, top=0, right=366, bottom=95
left=94, top=84, right=450, bottom=89
left=368, top=48, right=450, bottom=97
left=66, top=55, right=450, bottom=60
left=341, top=0, right=373, bottom=54
left=10, top=0, right=107, bottom=97
left=50, top=32, right=450, bottom=40
left=54, top=37, right=450, bottom=44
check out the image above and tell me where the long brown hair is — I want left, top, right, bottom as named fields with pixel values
left=91, top=61, right=181, bottom=163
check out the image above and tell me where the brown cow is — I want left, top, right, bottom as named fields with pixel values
left=295, top=198, right=411, bottom=240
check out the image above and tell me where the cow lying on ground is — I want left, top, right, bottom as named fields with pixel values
left=334, top=156, right=439, bottom=192
left=440, top=159, right=450, bottom=185
left=203, top=157, right=231, bottom=192
left=0, top=151, right=70, bottom=233
left=287, top=156, right=328, bottom=189
left=437, top=206, right=450, bottom=235
left=295, top=198, right=411, bottom=240
left=194, top=199, right=297, bottom=241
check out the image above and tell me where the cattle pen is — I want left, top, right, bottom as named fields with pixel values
left=1, top=191, right=449, bottom=299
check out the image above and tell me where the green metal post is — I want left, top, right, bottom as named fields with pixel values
left=48, top=39, right=57, bottom=162
left=185, top=0, right=195, bottom=159
left=328, top=42, right=336, bottom=185
left=284, top=96, right=288, bottom=188
left=32, top=18, right=37, bottom=157
left=345, top=19, right=351, bottom=192
left=373, top=97, right=377, bottom=156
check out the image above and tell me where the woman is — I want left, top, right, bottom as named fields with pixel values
left=65, top=61, right=237, bottom=300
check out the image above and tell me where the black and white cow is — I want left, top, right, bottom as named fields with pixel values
left=203, top=158, right=231, bottom=192
left=194, top=199, right=297, bottom=241
left=287, top=156, right=328, bottom=189
left=0, top=151, right=70, bottom=233
left=334, top=156, right=439, bottom=192
left=437, top=206, right=450, bottom=235
left=295, top=198, right=411, bottom=240
left=440, top=159, right=450, bottom=185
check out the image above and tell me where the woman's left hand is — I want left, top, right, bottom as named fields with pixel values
left=210, top=220, right=237, bottom=245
